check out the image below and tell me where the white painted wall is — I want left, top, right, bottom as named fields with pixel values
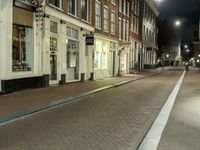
left=0, top=0, right=12, bottom=80
left=0, top=0, right=43, bottom=80
left=42, top=17, right=51, bottom=75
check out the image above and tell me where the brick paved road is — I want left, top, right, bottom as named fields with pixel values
left=157, top=70, right=200, bottom=150
left=0, top=70, right=182, bottom=150
left=0, top=74, right=145, bottom=119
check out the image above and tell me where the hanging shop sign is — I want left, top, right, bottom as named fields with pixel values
left=86, top=36, right=94, bottom=45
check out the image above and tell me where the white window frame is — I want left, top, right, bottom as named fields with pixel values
left=95, top=0, right=101, bottom=29
left=67, top=0, right=77, bottom=16
left=103, top=6, right=109, bottom=32
left=123, top=19, right=126, bottom=41
left=49, top=0, right=63, bottom=9
left=81, top=0, right=89, bottom=21
left=127, top=1, right=130, bottom=17
left=123, top=0, right=126, bottom=15
left=133, top=16, right=137, bottom=33
left=130, top=14, right=133, bottom=32
left=119, top=0, right=122, bottom=12
left=111, top=0, right=116, bottom=5
left=126, top=20, right=129, bottom=41
left=111, top=11, right=116, bottom=34
left=119, top=17, right=122, bottom=40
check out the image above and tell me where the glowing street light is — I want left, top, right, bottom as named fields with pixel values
left=184, top=45, right=188, bottom=49
left=186, top=49, right=190, bottom=53
left=175, top=20, right=181, bottom=27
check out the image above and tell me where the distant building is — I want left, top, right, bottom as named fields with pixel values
left=129, top=0, right=141, bottom=72
left=192, top=17, right=200, bottom=67
left=118, top=0, right=132, bottom=75
left=92, top=0, right=118, bottom=79
left=140, top=0, right=159, bottom=69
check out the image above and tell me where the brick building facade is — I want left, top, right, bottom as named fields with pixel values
left=0, top=0, right=159, bottom=93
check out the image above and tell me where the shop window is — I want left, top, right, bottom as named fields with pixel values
left=66, top=27, right=79, bottom=80
left=12, top=24, right=33, bottom=72
left=94, top=39, right=109, bottom=70
left=94, top=40, right=101, bottom=69
left=101, top=42, right=108, bottom=69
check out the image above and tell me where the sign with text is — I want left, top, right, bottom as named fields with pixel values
left=86, top=36, right=94, bottom=45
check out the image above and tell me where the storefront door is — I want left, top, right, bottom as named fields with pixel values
left=66, top=39, right=79, bottom=81
left=50, top=37, right=58, bottom=84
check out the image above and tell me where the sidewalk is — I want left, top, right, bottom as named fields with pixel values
left=157, top=70, right=200, bottom=150
left=0, top=69, right=162, bottom=124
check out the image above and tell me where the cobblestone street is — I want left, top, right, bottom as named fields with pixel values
left=0, top=70, right=182, bottom=150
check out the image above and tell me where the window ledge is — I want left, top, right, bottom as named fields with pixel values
left=95, top=27, right=102, bottom=30
left=49, top=4, right=64, bottom=12
left=81, top=19, right=91, bottom=24
left=67, top=13, right=79, bottom=19
left=111, top=2, right=116, bottom=6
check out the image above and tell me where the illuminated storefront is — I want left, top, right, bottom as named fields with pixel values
left=94, top=38, right=116, bottom=79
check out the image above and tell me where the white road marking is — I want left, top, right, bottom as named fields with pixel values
left=138, top=71, right=186, bottom=150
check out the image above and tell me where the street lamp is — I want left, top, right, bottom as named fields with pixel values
left=174, top=20, right=181, bottom=27
left=184, top=45, right=188, bottom=49
left=186, top=49, right=190, bottom=53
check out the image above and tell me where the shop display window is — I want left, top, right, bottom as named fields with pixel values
left=94, top=39, right=109, bottom=70
left=12, top=24, right=33, bottom=72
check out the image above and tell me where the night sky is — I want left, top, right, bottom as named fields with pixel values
left=155, top=0, right=200, bottom=44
